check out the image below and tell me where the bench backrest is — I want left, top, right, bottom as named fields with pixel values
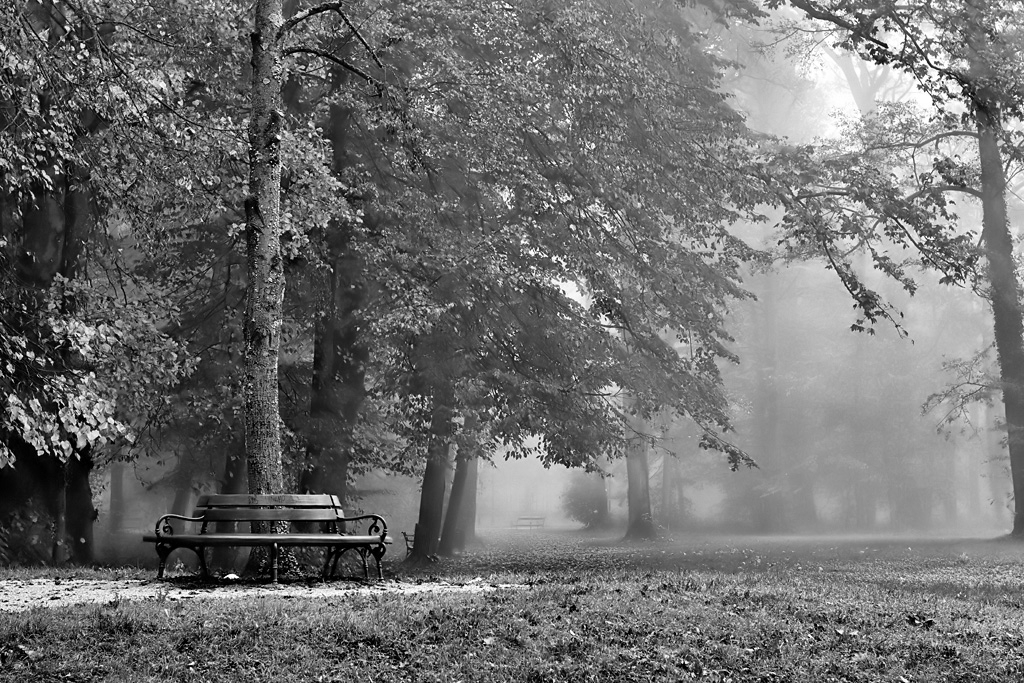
left=193, top=494, right=344, bottom=529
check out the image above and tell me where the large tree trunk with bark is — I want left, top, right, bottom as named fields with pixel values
left=244, top=0, right=287, bottom=498
left=975, top=104, right=1024, bottom=536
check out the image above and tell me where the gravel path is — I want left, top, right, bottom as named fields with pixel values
left=0, top=577, right=511, bottom=612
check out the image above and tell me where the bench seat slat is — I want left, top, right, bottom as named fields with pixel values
left=197, top=508, right=341, bottom=522
left=142, top=533, right=385, bottom=546
left=196, top=494, right=340, bottom=507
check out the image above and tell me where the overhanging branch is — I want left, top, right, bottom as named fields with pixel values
left=279, top=1, right=347, bottom=37
left=283, top=47, right=384, bottom=94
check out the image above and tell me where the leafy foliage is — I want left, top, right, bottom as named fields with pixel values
left=312, top=0, right=775, bottom=468
left=754, top=104, right=985, bottom=334
left=0, top=1, right=218, bottom=468
left=3, top=1, right=776, bottom=484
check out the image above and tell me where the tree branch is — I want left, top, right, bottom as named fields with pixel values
left=336, top=9, right=385, bottom=73
left=913, top=130, right=979, bottom=148
left=283, top=47, right=384, bottom=94
left=279, top=1, right=346, bottom=37
left=279, top=3, right=385, bottom=74
left=906, top=184, right=983, bottom=201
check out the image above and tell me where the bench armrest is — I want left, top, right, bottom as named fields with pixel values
left=337, top=513, right=388, bottom=539
left=153, top=513, right=205, bottom=538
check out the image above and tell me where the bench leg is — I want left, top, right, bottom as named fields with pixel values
left=196, top=547, right=210, bottom=579
left=155, top=544, right=209, bottom=580
left=322, top=548, right=336, bottom=580
left=370, top=545, right=386, bottom=580
left=330, top=547, right=343, bottom=579
left=271, top=542, right=279, bottom=584
left=156, top=544, right=173, bottom=579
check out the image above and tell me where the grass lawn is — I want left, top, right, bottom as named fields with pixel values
left=2, top=531, right=1023, bottom=682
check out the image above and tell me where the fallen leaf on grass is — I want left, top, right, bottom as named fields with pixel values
left=907, top=614, right=936, bottom=629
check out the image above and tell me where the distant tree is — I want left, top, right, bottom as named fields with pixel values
left=769, top=0, right=1024, bottom=535
left=439, top=414, right=481, bottom=555
left=326, top=0, right=769, bottom=556
left=624, top=407, right=657, bottom=539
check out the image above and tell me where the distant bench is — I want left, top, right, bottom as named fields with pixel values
left=512, top=516, right=546, bottom=529
left=141, top=494, right=390, bottom=583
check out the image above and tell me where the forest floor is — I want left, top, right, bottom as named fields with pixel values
left=2, top=529, right=1023, bottom=681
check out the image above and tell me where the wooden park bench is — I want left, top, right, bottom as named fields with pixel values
left=142, top=494, right=390, bottom=583
left=512, top=516, right=546, bottom=529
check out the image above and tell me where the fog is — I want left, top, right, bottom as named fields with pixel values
left=464, top=258, right=1009, bottom=536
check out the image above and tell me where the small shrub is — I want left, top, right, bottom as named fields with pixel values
left=0, top=507, right=52, bottom=566
left=560, top=471, right=610, bottom=529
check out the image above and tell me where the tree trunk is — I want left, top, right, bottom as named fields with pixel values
left=300, top=240, right=366, bottom=502
left=65, top=450, right=95, bottom=564
left=461, top=454, right=479, bottom=544
left=660, top=453, right=674, bottom=527
left=169, top=485, right=195, bottom=534
left=410, top=391, right=453, bottom=561
left=108, top=462, right=126, bottom=534
left=51, top=465, right=68, bottom=565
left=975, top=104, right=1024, bottom=536
left=977, top=402, right=1009, bottom=523
left=624, top=413, right=656, bottom=540
left=299, top=86, right=368, bottom=500
left=853, top=481, right=874, bottom=530
left=244, top=0, right=287, bottom=499
left=59, top=165, right=95, bottom=565
left=439, top=414, right=481, bottom=554
left=439, top=451, right=477, bottom=555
